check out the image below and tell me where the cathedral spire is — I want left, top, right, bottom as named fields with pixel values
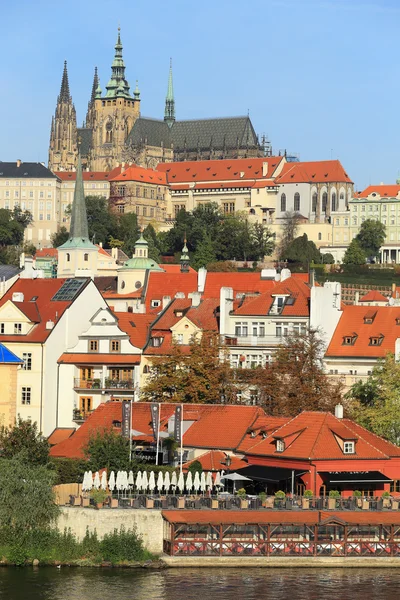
left=105, top=27, right=131, bottom=99
left=59, top=60, right=70, bottom=102
left=90, top=67, right=99, bottom=105
left=164, top=58, right=175, bottom=128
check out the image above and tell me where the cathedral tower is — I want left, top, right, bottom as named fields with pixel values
left=48, top=61, right=78, bottom=172
left=89, top=28, right=140, bottom=171
left=164, top=59, right=175, bottom=128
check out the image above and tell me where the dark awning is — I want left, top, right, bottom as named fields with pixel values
left=322, top=471, right=392, bottom=484
left=236, top=465, right=307, bottom=483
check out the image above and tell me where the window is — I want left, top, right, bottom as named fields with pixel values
left=312, top=192, right=317, bottom=213
left=344, top=218, right=349, bottom=226
left=343, top=441, right=355, bottom=454
left=223, top=202, right=235, bottom=214
left=0, top=323, right=4, bottom=333
left=235, top=322, right=248, bottom=337
left=21, top=387, right=31, bottom=405
left=252, top=322, right=265, bottom=337
left=369, top=336, right=383, bottom=346
left=22, top=353, right=32, bottom=370
left=66, top=253, right=70, bottom=262
left=110, top=340, right=120, bottom=353
left=175, top=333, right=184, bottom=344
left=322, top=192, right=328, bottom=212
left=151, top=300, right=161, bottom=308
left=151, top=337, right=163, bottom=347
left=294, top=192, right=300, bottom=212
left=343, top=335, right=356, bottom=345
left=331, top=192, right=337, bottom=212
left=318, top=232, right=322, bottom=241
left=89, top=340, right=98, bottom=352
left=276, top=439, right=285, bottom=452
left=14, top=323, right=22, bottom=334
left=84, top=253, right=89, bottom=261
left=79, top=396, right=92, bottom=415
left=117, top=186, right=126, bottom=196
left=247, top=354, right=263, bottom=368
left=280, top=193, right=286, bottom=212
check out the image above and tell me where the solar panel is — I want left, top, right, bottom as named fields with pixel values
left=51, top=278, right=87, bottom=302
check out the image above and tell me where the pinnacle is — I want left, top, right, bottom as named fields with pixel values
left=60, top=60, right=71, bottom=103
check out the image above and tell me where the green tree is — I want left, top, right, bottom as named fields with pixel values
left=322, top=253, right=335, bottom=264
left=343, top=239, right=366, bottom=265
left=115, top=212, right=140, bottom=256
left=356, top=219, right=386, bottom=259
left=51, top=226, right=69, bottom=248
left=143, top=224, right=161, bottom=262
left=188, top=460, right=203, bottom=475
left=284, top=234, right=321, bottom=264
left=278, top=211, right=302, bottom=260
left=85, top=196, right=118, bottom=244
left=0, top=454, right=59, bottom=537
left=0, top=417, right=49, bottom=465
left=0, top=207, right=33, bottom=250
left=84, top=428, right=132, bottom=472
left=193, top=234, right=217, bottom=269
left=251, top=222, right=275, bottom=260
left=347, top=353, right=400, bottom=444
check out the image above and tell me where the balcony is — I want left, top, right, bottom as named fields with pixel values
left=72, top=408, right=93, bottom=423
left=74, top=378, right=102, bottom=390
left=73, top=378, right=134, bottom=391
left=224, top=335, right=283, bottom=347
left=104, top=378, right=134, bottom=390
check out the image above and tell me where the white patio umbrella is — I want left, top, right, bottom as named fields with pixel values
left=121, top=471, right=129, bottom=493
left=86, top=470, right=93, bottom=491
left=81, top=472, right=88, bottom=492
left=108, top=471, right=116, bottom=492
left=193, top=471, right=201, bottom=493
left=200, top=471, right=207, bottom=493
left=142, top=470, right=149, bottom=492
left=206, top=471, right=213, bottom=491
left=164, top=471, right=171, bottom=494
left=171, top=471, right=177, bottom=489
left=148, top=471, right=156, bottom=493
left=128, top=471, right=135, bottom=488
left=221, top=472, right=252, bottom=493
left=177, top=471, right=185, bottom=493
left=100, top=471, right=108, bottom=491
left=186, top=471, right=193, bottom=492
left=156, top=471, right=164, bottom=493
left=93, top=471, right=101, bottom=490
left=215, top=471, right=222, bottom=488
left=135, top=471, right=143, bottom=492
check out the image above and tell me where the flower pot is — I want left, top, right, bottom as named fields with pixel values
left=383, top=498, right=391, bottom=508
left=110, top=498, right=118, bottom=508
left=328, top=498, right=336, bottom=510
left=96, top=502, right=103, bottom=509
left=392, top=500, right=399, bottom=510
left=81, top=497, right=90, bottom=507
left=211, top=499, right=218, bottom=509
left=362, top=500, right=370, bottom=510
left=302, top=498, right=310, bottom=510
left=240, top=499, right=248, bottom=509
left=178, top=497, right=185, bottom=509
left=145, top=498, right=154, bottom=509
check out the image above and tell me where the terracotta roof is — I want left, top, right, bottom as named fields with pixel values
left=355, top=185, right=400, bottom=198
left=94, top=276, right=118, bottom=293
left=275, top=160, right=352, bottom=184
left=35, top=248, right=58, bottom=259
left=161, top=265, right=197, bottom=274
left=325, top=305, right=400, bottom=358
left=237, top=416, right=289, bottom=452
left=110, top=165, right=168, bottom=185
left=102, top=290, right=142, bottom=299
left=202, top=272, right=309, bottom=299
left=183, top=450, right=247, bottom=472
left=244, top=411, right=400, bottom=461
left=114, top=312, right=156, bottom=348
left=48, top=428, right=76, bottom=445
left=145, top=271, right=198, bottom=313
left=157, top=157, right=284, bottom=184
left=233, top=276, right=310, bottom=317
left=55, top=167, right=122, bottom=181
left=184, top=298, right=220, bottom=331
left=359, top=290, right=388, bottom=303
left=0, top=279, right=89, bottom=343
left=58, top=353, right=140, bottom=365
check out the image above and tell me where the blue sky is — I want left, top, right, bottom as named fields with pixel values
left=2, top=0, right=400, bottom=189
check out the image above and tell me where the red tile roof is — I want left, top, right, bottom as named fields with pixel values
left=355, top=185, right=400, bottom=198
left=58, top=353, right=140, bottom=365
left=161, top=265, right=197, bottom=274
left=359, top=290, right=388, bottom=303
left=325, top=305, right=400, bottom=358
left=237, top=416, right=289, bottom=452
left=114, top=312, right=156, bottom=348
left=183, top=450, right=247, bottom=472
left=233, top=276, right=310, bottom=317
left=48, top=428, right=76, bottom=445
left=275, top=160, right=352, bottom=184
left=35, top=248, right=58, bottom=259
left=0, top=279, right=88, bottom=343
left=157, top=157, right=284, bottom=184
left=110, top=165, right=168, bottom=185
left=55, top=167, right=123, bottom=181
left=202, top=272, right=309, bottom=299
left=145, top=271, right=198, bottom=312
left=244, top=411, right=400, bottom=461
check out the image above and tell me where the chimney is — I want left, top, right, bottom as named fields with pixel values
left=12, top=292, right=24, bottom=303
left=262, top=162, right=268, bottom=177
left=197, top=267, right=207, bottom=293
left=334, top=404, right=344, bottom=419
left=219, top=287, right=233, bottom=337
left=16, top=159, right=21, bottom=168
left=162, top=296, right=171, bottom=310
left=354, top=291, right=359, bottom=305
left=190, top=291, right=201, bottom=307
left=309, top=269, right=315, bottom=287
left=46, top=320, right=55, bottom=330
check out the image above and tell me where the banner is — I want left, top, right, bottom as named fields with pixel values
left=174, top=405, right=182, bottom=443
left=121, top=401, right=131, bottom=439
left=150, top=403, right=160, bottom=441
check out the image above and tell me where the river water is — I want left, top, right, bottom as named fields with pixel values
left=0, top=567, right=399, bottom=600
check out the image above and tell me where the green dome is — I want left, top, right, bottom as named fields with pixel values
left=120, top=257, right=163, bottom=271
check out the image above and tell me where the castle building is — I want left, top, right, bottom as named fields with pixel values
left=48, top=30, right=266, bottom=173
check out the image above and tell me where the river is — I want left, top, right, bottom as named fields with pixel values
left=0, top=567, right=399, bottom=599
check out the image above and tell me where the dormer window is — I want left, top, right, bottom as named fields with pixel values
left=276, top=439, right=285, bottom=452
left=369, top=335, right=383, bottom=346
left=14, top=323, right=22, bottom=334
left=343, top=334, right=357, bottom=346
left=343, top=441, right=355, bottom=454
left=151, top=337, right=163, bottom=347
left=151, top=300, right=161, bottom=308
left=396, top=318, right=400, bottom=326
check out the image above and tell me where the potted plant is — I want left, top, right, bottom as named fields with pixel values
left=237, top=488, right=248, bottom=509
left=352, top=490, right=362, bottom=508
left=90, top=488, right=107, bottom=509
left=328, top=490, right=340, bottom=509
left=258, top=492, right=267, bottom=507
left=302, top=489, right=313, bottom=509
left=274, top=490, right=286, bottom=508
left=92, top=378, right=101, bottom=389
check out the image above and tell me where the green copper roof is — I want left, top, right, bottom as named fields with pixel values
left=180, top=239, right=189, bottom=262
left=58, top=151, right=97, bottom=251
left=120, top=257, right=164, bottom=271
left=164, top=58, right=175, bottom=128
left=104, top=29, right=132, bottom=99
left=134, top=80, right=140, bottom=101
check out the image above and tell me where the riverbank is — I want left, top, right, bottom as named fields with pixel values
left=162, top=556, right=400, bottom=568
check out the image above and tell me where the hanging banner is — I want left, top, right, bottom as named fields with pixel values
left=174, top=405, right=182, bottom=443
left=122, top=401, right=131, bottom=438
left=150, top=403, right=160, bottom=441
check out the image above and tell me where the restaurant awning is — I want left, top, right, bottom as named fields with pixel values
left=236, top=465, right=307, bottom=483
left=322, top=471, right=392, bottom=484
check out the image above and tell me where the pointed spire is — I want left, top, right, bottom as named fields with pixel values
left=90, top=67, right=99, bottom=105
left=134, top=80, right=140, bottom=101
left=164, top=58, right=175, bottom=128
left=105, top=28, right=131, bottom=99
left=180, top=234, right=190, bottom=273
left=59, top=60, right=70, bottom=103
left=67, top=145, right=90, bottom=242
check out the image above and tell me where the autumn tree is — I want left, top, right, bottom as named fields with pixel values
left=141, top=331, right=237, bottom=404
left=238, top=329, right=343, bottom=416
left=277, top=211, right=302, bottom=260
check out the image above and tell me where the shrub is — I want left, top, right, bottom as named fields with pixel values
left=275, top=490, right=286, bottom=498
left=237, top=488, right=246, bottom=498
left=382, top=491, right=391, bottom=498
left=329, top=490, right=341, bottom=498
left=49, top=457, right=87, bottom=485
left=258, top=492, right=267, bottom=502
left=353, top=490, right=362, bottom=497
left=90, top=489, right=108, bottom=505
left=100, top=526, right=151, bottom=564
left=304, top=490, right=313, bottom=497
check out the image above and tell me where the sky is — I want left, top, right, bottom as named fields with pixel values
left=2, top=0, right=400, bottom=190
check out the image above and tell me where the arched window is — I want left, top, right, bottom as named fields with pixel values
left=66, top=253, right=70, bottom=262
left=318, top=232, right=322, bottom=241
left=322, top=192, right=328, bottom=212
left=84, top=253, right=88, bottom=262
left=280, top=193, right=286, bottom=212
left=294, top=192, right=300, bottom=212
left=312, top=193, right=317, bottom=213
left=331, top=192, right=337, bottom=212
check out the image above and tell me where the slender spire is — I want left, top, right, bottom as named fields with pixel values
left=180, top=234, right=190, bottom=273
left=90, top=67, right=99, bottom=105
left=134, top=79, right=140, bottom=101
left=164, top=58, right=175, bottom=128
left=59, top=60, right=70, bottom=103
left=68, top=146, right=89, bottom=241
left=105, top=28, right=131, bottom=99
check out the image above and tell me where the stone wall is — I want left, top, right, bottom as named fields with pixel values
left=57, top=508, right=164, bottom=554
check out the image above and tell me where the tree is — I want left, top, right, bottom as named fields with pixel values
left=163, top=436, right=178, bottom=465
left=347, top=353, right=400, bottom=444
left=85, top=196, right=118, bottom=244
left=278, top=211, right=302, bottom=260
left=239, top=329, right=343, bottom=416
left=142, top=332, right=237, bottom=404
left=251, top=222, right=275, bottom=260
left=0, top=417, right=49, bottom=465
left=115, top=212, right=140, bottom=256
left=143, top=224, right=161, bottom=263
left=284, top=234, right=321, bottom=264
left=356, top=219, right=386, bottom=259
left=83, top=428, right=132, bottom=472
left=0, top=454, right=59, bottom=537
left=0, top=207, right=33, bottom=250
left=322, top=253, right=335, bottom=264
left=343, top=239, right=366, bottom=265
left=193, top=234, right=217, bottom=269
left=51, top=226, right=69, bottom=248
